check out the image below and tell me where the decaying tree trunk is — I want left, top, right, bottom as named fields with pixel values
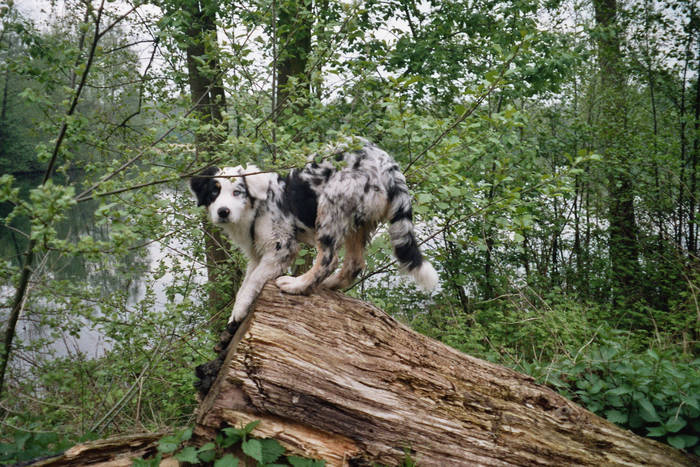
left=193, top=284, right=695, bottom=466
left=25, top=284, right=696, bottom=466
left=25, top=433, right=171, bottom=466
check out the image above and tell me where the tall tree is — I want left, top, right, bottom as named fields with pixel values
left=179, top=0, right=240, bottom=318
left=592, top=0, right=640, bottom=307
left=275, top=0, right=312, bottom=111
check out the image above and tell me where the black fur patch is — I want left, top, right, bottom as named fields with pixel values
left=391, top=205, right=413, bottom=224
left=352, top=150, right=367, bottom=170
left=321, top=253, right=334, bottom=267
left=190, top=166, right=220, bottom=206
left=394, top=234, right=423, bottom=270
left=281, top=170, right=318, bottom=228
left=387, top=182, right=408, bottom=202
left=319, top=234, right=335, bottom=249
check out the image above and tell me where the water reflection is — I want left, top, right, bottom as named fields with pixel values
left=0, top=173, right=204, bottom=363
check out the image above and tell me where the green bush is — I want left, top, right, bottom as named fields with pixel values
left=0, top=428, right=76, bottom=464
left=137, top=423, right=326, bottom=467
left=535, top=331, right=700, bottom=454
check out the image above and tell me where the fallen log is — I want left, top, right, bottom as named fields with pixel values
left=193, top=283, right=696, bottom=466
left=24, top=433, right=170, bottom=466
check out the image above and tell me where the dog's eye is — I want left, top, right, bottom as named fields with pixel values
left=214, top=181, right=221, bottom=191
left=233, top=189, right=245, bottom=197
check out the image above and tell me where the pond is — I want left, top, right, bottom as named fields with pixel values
left=0, top=172, right=206, bottom=363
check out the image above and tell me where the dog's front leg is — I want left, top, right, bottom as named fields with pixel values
left=229, top=256, right=285, bottom=323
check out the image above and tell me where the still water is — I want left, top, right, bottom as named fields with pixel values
left=0, top=173, right=205, bottom=362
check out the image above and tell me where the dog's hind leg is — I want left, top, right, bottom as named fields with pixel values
left=276, top=231, right=342, bottom=295
left=277, top=217, right=347, bottom=294
left=321, top=226, right=372, bottom=290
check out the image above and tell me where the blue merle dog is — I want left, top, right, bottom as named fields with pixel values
left=190, top=137, right=438, bottom=324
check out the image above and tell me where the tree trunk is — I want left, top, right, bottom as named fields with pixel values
left=192, top=284, right=694, bottom=466
left=689, top=38, right=699, bottom=255
left=182, top=0, right=241, bottom=318
left=592, top=0, right=640, bottom=307
left=275, top=0, right=312, bottom=109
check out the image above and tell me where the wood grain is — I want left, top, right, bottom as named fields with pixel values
left=194, top=284, right=695, bottom=466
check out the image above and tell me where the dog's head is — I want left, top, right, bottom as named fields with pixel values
left=189, top=165, right=273, bottom=224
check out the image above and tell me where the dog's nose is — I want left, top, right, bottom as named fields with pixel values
left=218, top=207, right=230, bottom=219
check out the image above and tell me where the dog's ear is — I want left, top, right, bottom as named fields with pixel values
left=190, top=166, right=219, bottom=206
left=243, top=165, right=272, bottom=201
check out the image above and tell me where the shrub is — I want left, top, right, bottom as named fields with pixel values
left=533, top=331, right=700, bottom=454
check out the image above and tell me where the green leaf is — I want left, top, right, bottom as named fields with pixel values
left=681, top=395, right=699, bottom=411
left=243, top=420, right=261, bottom=435
left=605, top=409, right=628, bottom=424
left=242, top=438, right=263, bottom=462
left=288, top=456, right=326, bottom=467
left=179, top=427, right=193, bottom=442
left=638, top=398, right=661, bottom=423
left=157, top=436, right=180, bottom=454
left=198, top=442, right=217, bottom=463
left=133, top=455, right=162, bottom=467
left=157, top=441, right=179, bottom=454
left=664, top=417, right=687, bottom=433
left=175, top=446, right=200, bottom=464
left=260, top=438, right=286, bottom=464
left=667, top=434, right=698, bottom=450
left=646, top=426, right=667, bottom=437
left=220, top=431, right=241, bottom=449
left=214, top=454, right=239, bottom=467
left=199, top=442, right=216, bottom=451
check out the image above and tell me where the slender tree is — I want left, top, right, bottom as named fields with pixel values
left=180, top=0, right=240, bottom=318
left=275, top=0, right=312, bottom=110
left=592, top=0, right=640, bottom=307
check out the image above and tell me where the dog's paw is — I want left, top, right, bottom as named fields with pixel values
left=276, top=275, right=309, bottom=294
left=229, top=305, right=248, bottom=323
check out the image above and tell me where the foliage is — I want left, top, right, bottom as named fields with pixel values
left=527, top=330, right=700, bottom=455
left=0, top=428, right=75, bottom=464
left=0, top=0, right=699, bottom=460
left=135, top=422, right=325, bottom=467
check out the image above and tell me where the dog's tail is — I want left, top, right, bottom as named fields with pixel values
left=386, top=170, right=439, bottom=291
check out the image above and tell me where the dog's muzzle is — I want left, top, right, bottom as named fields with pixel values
left=217, top=207, right=230, bottom=220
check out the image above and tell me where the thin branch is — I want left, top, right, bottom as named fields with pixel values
left=404, top=42, right=523, bottom=173
left=0, top=0, right=113, bottom=402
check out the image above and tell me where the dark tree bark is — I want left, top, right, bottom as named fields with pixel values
left=592, top=0, right=640, bottom=306
left=182, top=0, right=241, bottom=317
left=689, top=36, right=699, bottom=255
left=275, top=0, right=312, bottom=109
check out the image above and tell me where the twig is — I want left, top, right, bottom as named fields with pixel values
left=404, top=42, right=523, bottom=173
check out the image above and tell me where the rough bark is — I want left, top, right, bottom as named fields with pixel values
left=24, top=433, right=171, bottom=467
left=592, top=0, right=641, bottom=306
left=24, top=285, right=696, bottom=465
left=182, top=0, right=240, bottom=317
left=192, top=284, right=694, bottom=466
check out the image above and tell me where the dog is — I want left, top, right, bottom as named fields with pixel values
left=190, top=137, right=438, bottom=324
